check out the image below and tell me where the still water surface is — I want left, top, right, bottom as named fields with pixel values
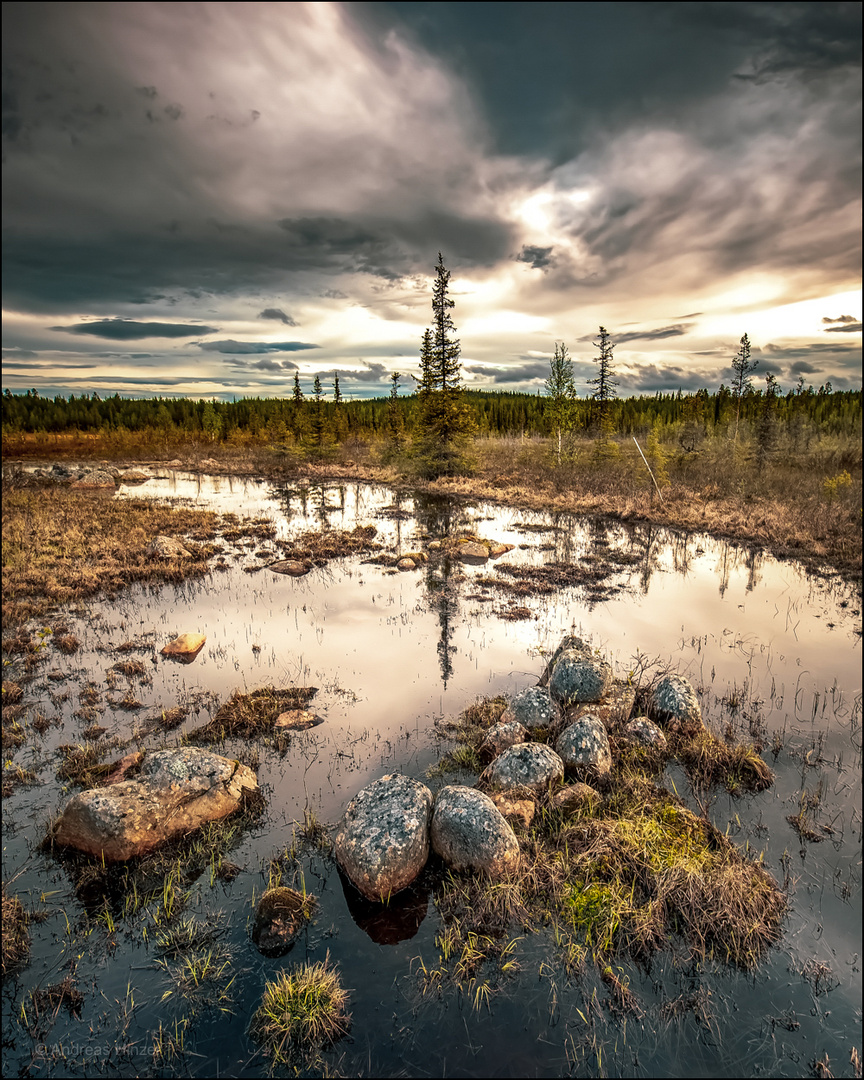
left=3, top=474, right=860, bottom=1077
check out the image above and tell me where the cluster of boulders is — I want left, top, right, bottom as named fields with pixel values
left=334, top=634, right=704, bottom=902
left=23, top=463, right=151, bottom=488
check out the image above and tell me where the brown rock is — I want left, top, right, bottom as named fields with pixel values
left=119, top=470, right=149, bottom=483
left=489, top=792, right=536, bottom=831
left=252, top=886, right=315, bottom=956
left=268, top=560, right=310, bottom=576
left=456, top=541, right=490, bottom=562
left=147, top=535, right=193, bottom=560
left=161, top=633, right=206, bottom=659
left=274, top=709, right=323, bottom=731
left=396, top=558, right=416, bottom=571
left=52, top=748, right=258, bottom=861
left=488, top=542, right=514, bottom=557
left=102, top=751, right=144, bottom=786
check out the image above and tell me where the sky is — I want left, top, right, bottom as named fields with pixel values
left=2, top=1, right=861, bottom=402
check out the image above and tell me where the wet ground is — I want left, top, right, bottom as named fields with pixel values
left=2, top=472, right=861, bottom=1078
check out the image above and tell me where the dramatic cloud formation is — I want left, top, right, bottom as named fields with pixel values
left=2, top=1, right=860, bottom=399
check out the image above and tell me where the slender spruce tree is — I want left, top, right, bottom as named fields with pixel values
left=730, top=333, right=757, bottom=443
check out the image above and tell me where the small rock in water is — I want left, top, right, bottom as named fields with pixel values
left=268, top=559, right=310, bottom=577
left=274, top=709, right=323, bottom=731
left=396, top=557, right=416, bottom=571
left=147, top=535, right=193, bottom=560
left=457, top=541, right=490, bottom=563
left=252, top=886, right=314, bottom=956
left=161, top=633, right=206, bottom=660
left=431, top=786, right=520, bottom=877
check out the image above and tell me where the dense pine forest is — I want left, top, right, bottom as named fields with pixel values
left=2, top=385, right=859, bottom=446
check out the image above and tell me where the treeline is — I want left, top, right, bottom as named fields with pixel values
left=2, top=384, right=860, bottom=444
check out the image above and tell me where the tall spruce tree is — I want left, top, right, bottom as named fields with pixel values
left=588, top=326, right=618, bottom=423
left=412, top=253, right=475, bottom=475
left=730, top=333, right=757, bottom=443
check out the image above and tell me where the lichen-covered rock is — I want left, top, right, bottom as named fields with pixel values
left=431, top=786, right=520, bottom=876
left=479, top=720, right=528, bottom=761
left=456, top=541, right=490, bottom=562
left=548, top=649, right=612, bottom=706
left=70, top=469, right=116, bottom=489
left=147, top=535, right=194, bottom=560
left=623, top=716, right=668, bottom=750
left=500, top=686, right=561, bottom=734
left=52, top=748, right=258, bottom=861
left=489, top=792, right=536, bottom=831
left=252, top=886, right=314, bottom=956
left=333, top=774, right=433, bottom=902
left=562, top=680, right=636, bottom=733
left=651, top=674, right=703, bottom=733
left=555, top=715, right=612, bottom=779
left=550, top=782, right=602, bottom=815
left=119, top=470, right=149, bottom=483
left=481, top=742, right=564, bottom=793
left=539, top=634, right=593, bottom=687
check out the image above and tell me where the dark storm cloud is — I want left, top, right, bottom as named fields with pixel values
left=577, top=324, right=693, bottom=344
left=822, top=314, right=858, bottom=324
left=823, top=322, right=863, bottom=332
left=361, top=2, right=861, bottom=159
left=515, top=245, right=555, bottom=270
left=258, top=308, right=298, bottom=326
left=197, top=340, right=319, bottom=355
left=49, top=319, right=219, bottom=340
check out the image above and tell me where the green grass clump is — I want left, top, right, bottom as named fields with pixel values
left=250, top=956, right=350, bottom=1063
left=2, top=886, right=31, bottom=974
left=675, top=729, right=774, bottom=794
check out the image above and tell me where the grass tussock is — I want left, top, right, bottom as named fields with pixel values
left=674, top=728, right=774, bottom=794
left=186, top=685, right=318, bottom=741
left=2, top=885, right=31, bottom=974
left=275, top=524, right=380, bottom=567
left=250, top=955, right=350, bottom=1064
left=55, top=742, right=112, bottom=787
left=31, top=976, right=84, bottom=1018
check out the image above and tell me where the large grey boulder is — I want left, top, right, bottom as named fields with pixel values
left=650, top=674, right=703, bottom=733
left=539, top=635, right=593, bottom=686
left=333, top=774, right=433, bottom=902
left=52, top=748, right=258, bottom=861
left=481, top=742, right=564, bottom=793
left=499, top=686, right=561, bottom=734
left=548, top=649, right=612, bottom=707
left=431, top=786, right=520, bottom=877
left=555, top=715, right=612, bottom=780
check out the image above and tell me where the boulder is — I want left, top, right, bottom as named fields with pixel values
left=119, top=470, right=149, bottom=483
left=623, top=716, right=668, bottom=751
left=489, top=792, right=536, bottom=831
left=268, top=560, right=310, bottom=576
left=488, top=542, right=514, bottom=557
left=147, top=535, right=193, bottom=560
left=562, top=680, right=636, bottom=733
left=431, top=786, right=520, bottom=877
left=51, top=748, right=258, bottom=861
left=651, top=674, right=703, bottom=733
left=161, top=633, right=206, bottom=659
left=479, top=720, right=528, bottom=761
left=456, top=541, right=490, bottom=563
left=555, top=715, right=612, bottom=780
left=550, top=782, right=602, bottom=816
left=548, top=649, right=612, bottom=707
left=71, top=469, right=116, bottom=489
left=274, top=709, right=323, bottom=731
left=500, top=686, right=561, bottom=735
left=396, top=558, right=416, bottom=571
left=252, top=886, right=314, bottom=956
left=539, top=634, right=593, bottom=687
left=481, top=742, right=564, bottom=793
left=333, top=774, right=433, bottom=902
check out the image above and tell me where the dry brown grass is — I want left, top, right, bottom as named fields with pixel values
left=186, top=685, right=318, bottom=742
left=2, top=485, right=221, bottom=628
left=2, top=885, right=31, bottom=974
